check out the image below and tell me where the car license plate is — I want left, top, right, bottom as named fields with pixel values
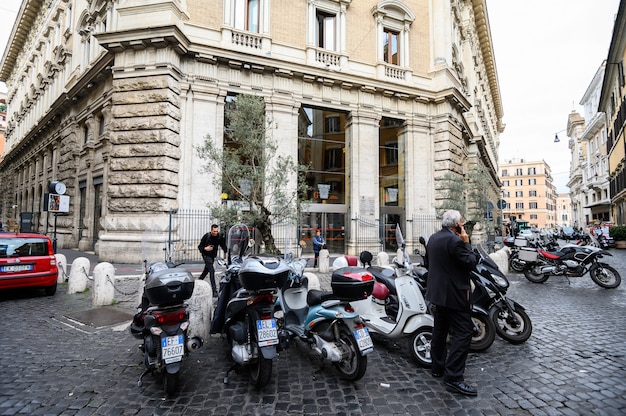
left=161, top=335, right=184, bottom=364
left=1, top=264, right=33, bottom=272
left=256, top=318, right=278, bottom=347
left=354, top=327, right=374, bottom=355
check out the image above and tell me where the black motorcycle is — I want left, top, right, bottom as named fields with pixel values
left=413, top=238, right=498, bottom=352
left=507, top=234, right=559, bottom=273
left=523, top=244, right=621, bottom=288
left=210, top=224, right=290, bottom=388
left=130, top=260, right=203, bottom=395
left=471, top=245, right=532, bottom=344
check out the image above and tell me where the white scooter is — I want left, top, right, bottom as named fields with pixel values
left=349, top=226, right=434, bottom=368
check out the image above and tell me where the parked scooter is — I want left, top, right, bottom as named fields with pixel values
left=130, top=233, right=203, bottom=395
left=471, top=245, right=532, bottom=344
left=350, top=226, right=433, bottom=367
left=340, top=235, right=495, bottom=353
left=276, top=257, right=374, bottom=381
left=210, top=224, right=290, bottom=388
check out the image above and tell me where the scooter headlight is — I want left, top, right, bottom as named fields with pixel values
left=491, top=273, right=508, bottom=288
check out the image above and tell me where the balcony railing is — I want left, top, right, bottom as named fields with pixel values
left=231, top=30, right=263, bottom=50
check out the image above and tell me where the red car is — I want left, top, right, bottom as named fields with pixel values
left=0, top=232, right=58, bottom=296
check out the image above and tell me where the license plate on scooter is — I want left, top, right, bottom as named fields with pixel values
left=256, top=318, right=279, bottom=347
left=354, top=327, right=374, bottom=354
left=161, top=335, right=184, bottom=364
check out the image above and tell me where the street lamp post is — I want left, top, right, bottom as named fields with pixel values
left=554, top=128, right=567, bottom=143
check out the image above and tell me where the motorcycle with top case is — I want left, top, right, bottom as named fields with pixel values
left=350, top=225, right=434, bottom=367
left=210, top=224, right=290, bottom=388
left=523, top=243, right=621, bottom=288
left=276, top=256, right=374, bottom=381
left=130, top=232, right=204, bottom=395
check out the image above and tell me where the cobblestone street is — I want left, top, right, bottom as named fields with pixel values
left=0, top=247, right=625, bottom=415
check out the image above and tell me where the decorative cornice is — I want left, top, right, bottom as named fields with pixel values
left=471, top=0, right=504, bottom=128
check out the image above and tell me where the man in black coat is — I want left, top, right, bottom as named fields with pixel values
left=198, top=224, right=227, bottom=297
left=425, top=210, right=478, bottom=396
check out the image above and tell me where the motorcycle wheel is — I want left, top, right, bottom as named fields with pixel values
left=409, top=326, right=433, bottom=368
left=523, top=265, right=550, bottom=283
left=247, top=313, right=273, bottom=388
left=333, top=325, right=367, bottom=381
left=590, top=263, right=622, bottom=289
left=164, top=372, right=179, bottom=395
left=509, top=253, right=525, bottom=273
left=470, top=312, right=496, bottom=352
left=490, top=304, right=532, bottom=344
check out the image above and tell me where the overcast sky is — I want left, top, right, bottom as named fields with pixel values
left=485, top=0, right=620, bottom=193
left=0, top=0, right=621, bottom=194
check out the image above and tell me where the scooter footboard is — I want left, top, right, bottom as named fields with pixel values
left=402, top=314, right=434, bottom=335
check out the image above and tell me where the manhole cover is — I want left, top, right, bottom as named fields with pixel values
left=65, top=306, right=134, bottom=328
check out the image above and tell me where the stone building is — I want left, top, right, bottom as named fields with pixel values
left=499, top=159, right=557, bottom=230
left=0, top=0, right=503, bottom=262
left=599, top=0, right=626, bottom=225
left=573, top=62, right=612, bottom=226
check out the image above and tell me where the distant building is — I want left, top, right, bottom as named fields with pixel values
left=556, top=193, right=572, bottom=227
left=500, top=159, right=558, bottom=229
left=564, top=110, right=587, bottom=229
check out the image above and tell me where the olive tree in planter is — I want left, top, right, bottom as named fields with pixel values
left=609, top=226, right=626, bottom=248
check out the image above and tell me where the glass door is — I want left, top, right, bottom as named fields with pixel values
left=300, top=212, right=345, bottom=254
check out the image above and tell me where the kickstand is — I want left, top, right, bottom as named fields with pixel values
left=224, top=363, right=239, bottom=384
left=137, top=368, right=152, bottom=387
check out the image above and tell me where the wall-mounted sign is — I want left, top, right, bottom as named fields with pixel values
left=45, top=194, right=70, bottom=213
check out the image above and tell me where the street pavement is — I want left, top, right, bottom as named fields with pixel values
left=1, top=245, right=625, bottom=415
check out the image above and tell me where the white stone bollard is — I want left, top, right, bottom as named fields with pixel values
left=55, top=253, right=67, bottom=284
left=68, top=257, right=90, bottom=294
left=92, top=262, right=115, bottom=306
left=489, top=249, right=509, bottom=275
left=318, top=249, right=330, bottom=273
left=376, top=251, right=389, bottom=266
left=187, top=279, right=213, bottom=342
left=304, top=272, right=320, bottom=290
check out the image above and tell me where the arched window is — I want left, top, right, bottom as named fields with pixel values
left=372, top=1, right=415, bottom=68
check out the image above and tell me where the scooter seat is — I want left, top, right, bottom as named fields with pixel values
left=367, top=266, right=397, bottom=295
left=307, top=289, right=336, bottom=306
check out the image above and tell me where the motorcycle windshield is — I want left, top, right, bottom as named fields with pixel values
left=476, top=245, right=498, bottom=271
left=395, top=224, right=413, bottom=268
left=141, top=230, right=171, bottom=275
left=227, top=224, right=250, bottom=263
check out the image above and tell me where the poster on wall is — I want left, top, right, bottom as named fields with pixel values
left=45, top=194, right=70, bottom=213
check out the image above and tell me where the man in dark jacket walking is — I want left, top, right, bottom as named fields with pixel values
left=198, top=224, right=227, bottom=297
left=425, top=210, right=478, bottom=396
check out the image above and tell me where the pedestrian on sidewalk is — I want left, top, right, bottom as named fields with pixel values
left=312, top=228, right=326, bottom=268
left=198, top=224, right=227, bottom=297
left=425, top=209, right=478, bottom=396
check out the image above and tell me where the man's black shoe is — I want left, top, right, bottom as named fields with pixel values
left=431, top=372, right=443, bottom=378
left=443, top=380, right=477, bottom=396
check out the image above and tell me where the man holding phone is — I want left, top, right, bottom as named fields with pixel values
left=198, top=224, right=227, bottom=297
left=425, top=210, right=478, bottom=396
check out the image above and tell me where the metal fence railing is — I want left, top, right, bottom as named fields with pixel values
left=165, top=210, right=466, bottom=262
left=352, top=216, right=382, bottom=255
left=411, top=214, right=440, bottom=254
left=166, top=209, right=217, bottom=264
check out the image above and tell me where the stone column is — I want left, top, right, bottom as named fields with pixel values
left=346, top=109, right=381, bottom=255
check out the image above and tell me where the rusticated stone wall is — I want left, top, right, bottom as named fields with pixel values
left=108, top=75, right=182, bottom=212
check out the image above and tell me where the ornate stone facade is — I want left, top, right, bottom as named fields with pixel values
left=0, top=0, right=503, bottom=261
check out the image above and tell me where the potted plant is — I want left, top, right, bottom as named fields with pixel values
left=609, top=226, right=626, bottom=248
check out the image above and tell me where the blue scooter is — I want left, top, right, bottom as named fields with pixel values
left=275, top=258, right=374, bottom=381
